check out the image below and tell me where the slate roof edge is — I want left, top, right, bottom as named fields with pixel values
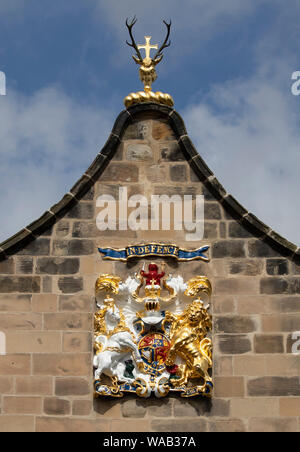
left=0, top=102, right=298, bottom=263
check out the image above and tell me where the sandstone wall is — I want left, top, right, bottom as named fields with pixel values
left=0, top=106, right=299, bottom=432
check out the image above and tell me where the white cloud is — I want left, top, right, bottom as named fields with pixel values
left=0, top=86, right=113, bottom=242
left=184, top=74, right=300, bottom=245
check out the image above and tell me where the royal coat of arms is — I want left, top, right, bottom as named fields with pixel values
left=93, top=261, right=213, bottom=398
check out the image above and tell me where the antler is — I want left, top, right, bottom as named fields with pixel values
left=126, top=16, right=143, bottom=64
left=153, top=20, right=171, bottom=62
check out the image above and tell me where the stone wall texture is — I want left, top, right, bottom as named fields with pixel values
left=0, top=104, right=299, bottom=432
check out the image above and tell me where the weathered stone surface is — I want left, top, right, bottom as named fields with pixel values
left=229, top=260, right=263, bottom=276
left=233, top=355, right=266, bottom=376
left=231, top=398, right=279, bottom=417
left=32, top=294, right=57, bottom=312
left=170, top=164, right=187, bottom=181
left=151, top=419, right=207, bottom=432
left=59, top=295, right=92, bottom=312
left=15, top=257, right=33, bottom=274
left=52, top=239, right=94, bottom=256
left=3, top=396, right=42, bottom=414
left=125, top=144, right=153, bottom=161
left=36, top=416, right=109, bottom=432
left=229, top=222, right=253, bottom=238
left=55, top=377, right=90, bottom=396
left=260, top=277, right=300, bottom=294
left=0, top=376, right=13, bottom=394
left=63, top=332, right=92, bottom=353
left=0, top=415, right=35, bottom=432
left=33, top=353, right=90, bottom=376
left=0, top=355, right=31, bottom=375
left=280, top=398, right=300, bottom=416
left=0, top=276, right=40, bottom=293
left=217, top=334, right=252, bottom=354
left=152, top=120, right=175, bottom=141
left=214, top=315, right=257, bottom=334
left=99, top=162, right=139, bottom=182
left=0, top=313, right=42, bottom=330
left=72, top=222, right=97, bottom=238
left=173, top=398, right=230, bottom=417
left=248, top=377, right=300, bottom=396
left=145, top=164, right=168, bottom=183
left=65, top=202, right=94, bottom=219
left=212, top=240, right=245, bottom=258
left=72, top=399, right=91, bottom=416
left=57, top=277, right=83, bottom=294
left=248, top=239, right=280, bottom=257
left=208, top=419, right=246, bottom=433
left=254, top=334, right=284, bottom=353
left=203, top=222, right=218, bottom=239
left=15, top=376, right=53, bottom=395
left=261, top=314, right=300, bottom=332
left=204, top=203, right=222, bottom=220
left=55, top=221, right=70, bottom=238
left=160, top=142, right=184, bottom=161
left=266, top=259, right=289, bottom=275
left=44, top=397, right=70, bottom=415
left=121, top=399, right=146, bottom=418
left=42, top=276, right=52, bottom=293
left=249, top=417, right=298, bottom=433
left=17, top=238, right=50, bottom=256
left=37, top=257, right=80, bottom=275
left=214, top=377, right=245, bottom=397
left=0, top=294, right=32, bottom=312
left=6, top=331, right=61, bottom=353
left=44, top=313, right=91, bottom=331
left=215, top=278, right=258, bottom=295
left=0, top=258, right=15, bottom=274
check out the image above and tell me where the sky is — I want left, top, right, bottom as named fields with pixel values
left=0, top=0, right=299, bottom=245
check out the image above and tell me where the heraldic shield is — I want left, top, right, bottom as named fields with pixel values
left=93, top=246, right=213, bottom=399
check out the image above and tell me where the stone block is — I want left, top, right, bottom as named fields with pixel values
left=0, top=376, right=13, bottom=394
left=266, top=259, right=289, bottom=275
left=44, top=397, right=70, bottom=415
left=32, top=294, right=58, bottom=312
left=160, top=142, right=184, bottom=161
left=52, top=239, right=94, bottom=256
left=44, top=313, right=92, bottom=331
left=170, top=164, right=187, bottom=181
left=6, top=331, right=61, bottom=353
left=150, top=419, right=207, bottom=433
left=17, top=238, right=50, bottom=256
left=65, top=202, right=94, bottom=219
left=248, top=377, right=300, bottom=396
left=215, top=278, right=258, bottom=295
left=55, top=377, right=90, bottom=396
left=72, top=399, right=91, bottom=416
left=15, top=376, right=53, bottom=395
left=37, top=257, right=80, bottom=275
left=0, top=258, right=15, bottom=274
left=72, top=222, right=97, bottom=238
left=204, top=203, right=222, bottom=220
left=279, top=398, right=300, bottom=416
left=15, top=257, right=33, bottom=274
left=145, top=164, right=168, bottom=183
left=249, top=417, right=298, bottom=432
left=231, top=397, right=279, bottom=417
left=0, top=415, right=34, bottom=432
left=99, top=162, right=139, bottom=182
left=3, top=396, right=42, bottom=414
left=233, top=355, right=266, bottom=376
left=217, top=334, right=252, bottom=354
left=0, top=354, right=31, bottom=375
left=248, top=239, right=280, bottom=258
left=63, top=332, right=92, bottom=353
left=59, top=294, right=92, bottom=312
left=254, top=334, right=284, bottom=353
left=0, top=294, right=32, bottom=312
left=173, top=398, right=230, bottom=417
left=212, top=240, right=245, bottom=258
left=208, top=419, right=246, bottom=433
left=0, top=276, right=40, bottom=293
left=0, top=313, right=42, bottom=330
left=121, top=399, right=146, bottom=418
left=260, top=277, right=300, bottom=294
left=57, top=277, right=83, bottom=294
left=125, top=144, right=153, bottom=161
left=152, top=120, right=175, bottom=141
left=214, top=376, right=245, bottom=397
left=33, top=353, right=90, bottom=376
left=229, top=260, right=263, bottom=276
left=262, top=314, right=300, bottom=332
left=214, top=315, right=257, bottom=334
left=55, top=221, right=70, bottom=238
left=228, top=222, right=253, bottom=238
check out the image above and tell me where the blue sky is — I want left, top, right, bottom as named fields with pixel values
left=0, top=0, right=299, bottom=244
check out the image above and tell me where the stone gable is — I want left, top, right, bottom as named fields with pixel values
left=0, top=103, right=299, bottom=432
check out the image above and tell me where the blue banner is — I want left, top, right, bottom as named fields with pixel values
left=98, top=243, right=209, bottom=262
